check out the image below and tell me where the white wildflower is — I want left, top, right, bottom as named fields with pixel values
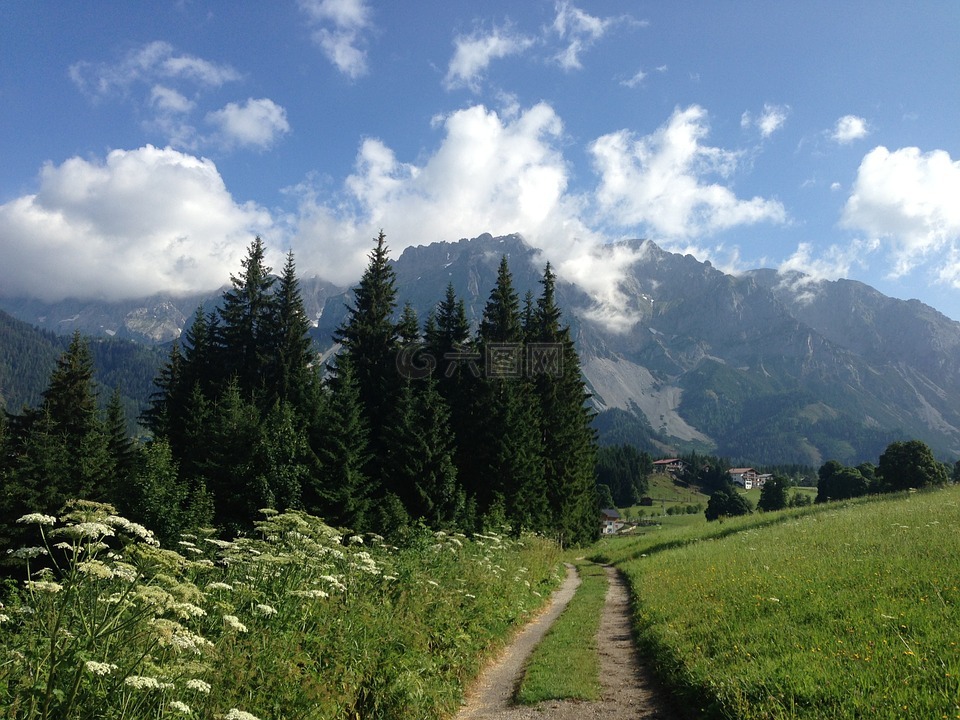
left=84, top=660, right=118, bottom=676
left=255, top=604, right=277, bottom=617
left=290, top=589, right=329, bottom=599
left=382, top=575, right=397, bottom=581
left=105, top=515, right=159, bottom=545
left=186, top=679, right=211, bottom=694
left=225, top=710, right=261, bottom=720
left=206, top=582, right=233, bottom=592
left=427, top=580, right=439, bottom=587
left=223, top=615, right=247, bottom=632
left=124, top=675, right=166, bottom=690
left=8, top=546, right=48, bottom=560
left=0, top=614, right=10, bottom=624
left=16, top=513, right=57, bottom=526
left=112, top=563, right=138, bottom=582
left=52, top=522, right=114, bottom=540
left=78, top=560, right=114, bottom=580
left=204, top=538, right=236, bottom=549
left=171, top=602, right=206, bottom=619
left=25, top=580, right=62, bottom=594
left=349, top=534, right=364, bottom=544
left=169, top=700, right=192, bottom=714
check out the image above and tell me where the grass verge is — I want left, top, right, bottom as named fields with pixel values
left=515, top=561, right=607, bottom=704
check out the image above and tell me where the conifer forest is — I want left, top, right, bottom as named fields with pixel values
left=0, top=232, right=600, bottom=553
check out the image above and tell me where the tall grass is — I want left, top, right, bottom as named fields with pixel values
left=618, top=488, right=960, bottom=719
left=0, top=501, right=562, bottom=719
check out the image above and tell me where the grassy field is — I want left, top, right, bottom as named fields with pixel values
left=611, top=488, right=960, bottom=719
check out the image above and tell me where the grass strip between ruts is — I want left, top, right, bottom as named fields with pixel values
left=514, top=560, right=608, bottom=704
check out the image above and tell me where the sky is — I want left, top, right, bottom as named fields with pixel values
left=1, top=1, right=959, bottom=329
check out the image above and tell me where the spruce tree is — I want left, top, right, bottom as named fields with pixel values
left=469, top=256, right=547, bottom=533
left=333, top=230, right=399, bottom=488
left=307, top=355, right=372, bottom=531
left=218, top=237, right=277, bottom=403
left=532, top=263, right=599, bottom=546
left=269, top=250, right=316, bottom=411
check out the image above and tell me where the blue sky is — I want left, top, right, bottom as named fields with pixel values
left=1, top=1, right=959, bottom=327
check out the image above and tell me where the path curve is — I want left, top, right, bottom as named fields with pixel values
left=455, top=564, right=680, bottom=720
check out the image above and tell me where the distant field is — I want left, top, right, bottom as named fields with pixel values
left=601, top=487, right=960, bottom=719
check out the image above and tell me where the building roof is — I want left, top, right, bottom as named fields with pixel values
left=601, top=508, right=621, bottom=519
left=653, top=458, right=682, bottom=465
left=728, top=467, right=755, bottom=474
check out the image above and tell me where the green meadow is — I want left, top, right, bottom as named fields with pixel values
left=601, top=487, right=960, bottom=719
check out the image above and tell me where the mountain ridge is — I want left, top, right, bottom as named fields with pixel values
left=3, top=233, right=959, bottom=465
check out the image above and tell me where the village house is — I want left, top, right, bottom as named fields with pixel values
left=652, top=458, right=686, bottom=475
left=600, top=508, right=623, bottom=535
left=729, top=467, right=760, bottom=489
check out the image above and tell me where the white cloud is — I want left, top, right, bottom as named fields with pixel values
left=206, top=98, right=290, bottom=149
left=150, top=85, right=194, bottom=113
left=298, top=0, right=372, bottom=78
left=444, top=26, right=534, bottom=91
left=290, top=101, right=644, bottom=329
left=832, top=115, right=869, bottom=144
left=549, top=1, right=640, bottom=70
left=0, top=146, right=274, bottom=302
left=590, top=105, right=787, bottom=238
left=742, top=103, right=790, bottom=138
left=620, top=69, right=647, bottom=88
left=69, top=41, right=240, bottom=97
left=841, top=146, right=960, bottom=280
left=778, top=239, right=878, bottom=284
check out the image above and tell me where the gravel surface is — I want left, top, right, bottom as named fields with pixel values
left=455, top=564, right=681, bottom=720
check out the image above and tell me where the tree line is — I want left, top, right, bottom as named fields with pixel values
left=0, top=232, right=600, bottom=555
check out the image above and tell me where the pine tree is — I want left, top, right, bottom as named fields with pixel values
left=532, top=263, right=599, bottom=546
left=307, top=355, right=372, bottom=531
left=103, top=386, right=136, bottom=502
left=333, top=230, right=399, bottom=488
left=269, top=250, right=316, bottom=411
left=218, top=237, right=277, bottom=403
left=39, top=332, right=111, bottom=502
left=468, top=256, right=547, bottom=533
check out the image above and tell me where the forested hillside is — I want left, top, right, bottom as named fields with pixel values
left=1, top=233, right=600, bottom=554
left=0, top=310, right=162, bottom=428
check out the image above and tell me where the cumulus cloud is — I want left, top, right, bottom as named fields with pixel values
left=444, top=25, right=534, bottom=91
left=549, top=1, right=641, bottom=70
left=832, top=114, right=870, bottom=143
left=206, top=98, right=290, bottom=149
left=590, top=105, right=787, bottom=239
left=841, top=146, right=960, bottom=280
left=0, top=146, right=274, bottom=302
left=289, top=101, right=644, bottom=329
left=741, top=103, right=790, bottom=138
left=298, top=0, right=372, bottom=78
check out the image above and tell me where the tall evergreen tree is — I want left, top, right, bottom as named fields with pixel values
left=532, top=263, right=599, bottom=546
left=218, top=237, right=277, bottom=403
left=269, top=250, right=316, bottom=411
left=468, top=256, right=547, bottom=533
left=307, top=355, right=372, bottom=530
left=333, top=231, right=399, bottom=487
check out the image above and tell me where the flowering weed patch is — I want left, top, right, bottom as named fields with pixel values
left=0, top=504, right=561, bottom=719
left=617, top=488, right=960, bottom=719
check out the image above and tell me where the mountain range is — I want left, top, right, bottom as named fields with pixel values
left=4, top=233, right=960, bottom=466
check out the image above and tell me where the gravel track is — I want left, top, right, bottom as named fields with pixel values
left=454, top=563, right=680, bottom=720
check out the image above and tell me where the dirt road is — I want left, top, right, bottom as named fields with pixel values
left=455, top=564, right=680, bottom=720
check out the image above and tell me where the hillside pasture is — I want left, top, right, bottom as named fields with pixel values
left=614, top=488, right=960, bottom=719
